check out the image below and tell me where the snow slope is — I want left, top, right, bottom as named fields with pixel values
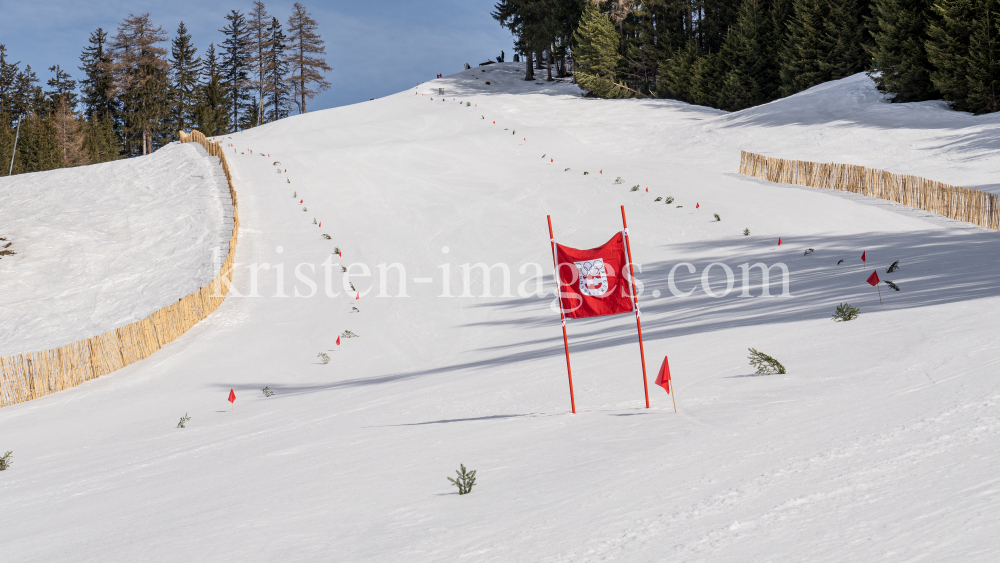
left=3, top=65, right=1000, bottom=561
left=0, top=142, right=232, bottom=356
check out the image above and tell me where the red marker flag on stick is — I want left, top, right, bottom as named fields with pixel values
left=554, top=233, right=635, bottom=319
left=228, top=388, right=235, bottom=411
left=655, top=356, right=678, bottom=413
left=336, top=335, right=341, bottom=349
left=861, top=251, right=866, bottom=262
left=778, top=237, right=782, bottom=246
left=355, top=292, right=360, bottom=300
left=867, top=270, right=883, bottom=305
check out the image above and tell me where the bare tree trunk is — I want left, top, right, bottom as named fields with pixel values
left=547, top=44, right=553, bottom=81
left=524, top=51, right=534, bottom=81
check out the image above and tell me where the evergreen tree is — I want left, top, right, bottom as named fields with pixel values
left=45, top=65, right=78, bottom=111
left=0, top=45, right=21, bottom=122
left=573, top=3, right=632, bottom=97
left=657, top=40, right=700, bottom=102
left=169, top=21, right=202, bottom=134
left=285, top=2, right=331, bottom=113
left=965, top=0, right=1000, bottom=113
left=780, top=0, right=869, bottom=96
left=0, top=112, right=14, bottom=174
left=79, top=28, right=118, bottom=121
left=81, top=114, right=122, bottom=164
left=220, top=9, right=251, bottom=131
left=13, top=65, right=41, bottom=118
left=926, top=0, right=974, bottom=110
left=13, top=113, right=62, bottom=173
left=869, top=0, right=939, bottom=102
left=264, top=17, right=291, bottom=122
left=195, top=43, right=230, bottom=136
left=248, top=1, right=272, bottom=126
left=107, top=13, right=171, bottom=155
left=720, top=0, right=779, bottom=110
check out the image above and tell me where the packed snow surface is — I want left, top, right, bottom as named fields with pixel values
left=0, top=142, right=232, bottom=355
left=3, top=64, right=1000, bottom=561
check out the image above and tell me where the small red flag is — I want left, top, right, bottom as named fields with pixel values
left=600, top=169, right=602, bottom=174
left=299, top=199, right=303, bottom=204
left=356, top=292, right=360, bottom=300
left=318, top=222, right=321, bottom=227
left=867, top=270, right=880, bottom=286
left=284, top=169, right=287, bottom=172
left=778, top=237, right=782, bottom=246
left=645, top=187, right=648, bottom=192
left=228, top=389, right=235, bottom=403
left=550, top=158, right=553, bottom=162
left=336, top=335, right=341, bottom=346
left=655, top=356, right=671, bottom=394
left=696, top=202, right=700, bottom=208
left=493, top=121, right=495, bottom=124
left=861, top=251, right=866, bottom=262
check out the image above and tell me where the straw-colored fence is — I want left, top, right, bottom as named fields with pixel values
left=739, top=150, right=1000, bottom=231
left=0, top=130, right=238, bottom=408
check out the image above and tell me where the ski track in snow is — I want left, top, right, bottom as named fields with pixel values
left=2, top=65, right=1000, bottom=561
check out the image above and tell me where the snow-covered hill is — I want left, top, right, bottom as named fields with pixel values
left=2, top=65, right=1000, bottom=561
left=0, top=142, right=232, bottom=356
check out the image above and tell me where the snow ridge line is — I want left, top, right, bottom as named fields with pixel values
left=0, top=130, right=239, bottom=408
left=738, top=150, right=1000, bottom=230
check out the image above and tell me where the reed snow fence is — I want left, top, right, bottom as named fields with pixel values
left=738, top=150, right=1000, bottom=231
left=0, top=130, right=238, bottom=408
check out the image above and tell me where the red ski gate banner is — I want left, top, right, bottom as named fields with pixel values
left=554, top=232, right=635, bottom=319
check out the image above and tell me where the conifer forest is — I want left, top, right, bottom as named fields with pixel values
left=0, top=1, right=330, bottom=175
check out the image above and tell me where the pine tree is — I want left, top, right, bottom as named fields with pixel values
left=0, top=112, right=14, bottom=174
left=45, top=65, right=78, bottom=112
left=195, top=43, right=230, bottom=136
left=926, top=0, right=974, bottom=111
left=220, top=10, right=251, bottom=131
left=169, top=21, right=202, bottom=134
left=264, top=17, right=291, bottom=122
left=573, top=4, right=632, bottom=98
left=285, top=2, right=331, bottom=114
left=107, top=13, right=170, bottom=156
left=657, top=41, right=700, bottom=102
left=720, top=0, right=778, bottom=110
left=13, top=65, right=41, bottom=118
left=869, top=0, right=939, bottom=102
left=248, top=1, right=272, bottom=126
left=79, top=29, right=118, bottom=121
left=81, top=114, right=122, bottom=164
left=13, top=113, right=62, bottom=173
left=0, top=45, right=22, bottom=122
left=965, top=0, right=1000, bottom=113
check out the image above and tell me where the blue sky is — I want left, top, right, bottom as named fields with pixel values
left=2, top=0, right=516, bottom=111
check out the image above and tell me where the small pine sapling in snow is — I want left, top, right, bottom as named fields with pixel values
left=322, top=234, right=331, bottom=240
left=832, top=302, right=860, bottom=321
left=614, top=176, right=623, bottom=184
left=293, top=191, right=297, bottom=198
left=583, top=171, right=589, bottom=175
left=630, top=185, right=639, bottom=192
left=743, top=228, right=750, bottom=236
left=333, top=246, right=340, bottom=255
left=287, top=178, right=291, bottom=183
left=303, top=206, right=307, bottom=212
left=714, top=213, right=721, bottom=221
left=448, top=464, right=477, bottom=495
left=565, top=168, right=570, bottom=171
left=351, top=306, right=360, bottom=312
left=176, top=413, right=191, bottom=428
left=885, top=280, right=901, bottom=291
left=313, top=218, right=317, bottom=224
left=262, top=386, right=275, bottom=397
left=341, top=330, right=360, bottom=338
left=665, top=196, right=674, bottom=204
left=748, top=348, right=786, bottom=375
left=341, top=266, right=347, bottom=272
left=466, top=102, right=470, bottom=106
left=349, top=282, right=356, bottom=292
left=654, top=197, right=662, bottom=202
left=0, top=451, right=11, bottom=470
left=273, top=161, right=281, bottom=166
left=887, top=260, right=900, bottom=273
left=803, top=248, right=814, bottom=255
left=541, top=154, right=546, bottom=158
left=318, top=352, right=331, bottom=364
left=837, top=259, right=844, bottom=265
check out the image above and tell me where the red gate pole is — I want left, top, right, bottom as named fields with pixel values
left=547, top=215, right=576, bottom=414
left=620, top=206, right=650, bottom=409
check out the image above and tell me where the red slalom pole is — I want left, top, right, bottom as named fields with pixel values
left=547, top=215, right=576, bottom=414
left=621, top=206, right=650, bottom=409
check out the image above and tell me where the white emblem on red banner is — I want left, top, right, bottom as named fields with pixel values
left=575, top=258, right=609, bottom=296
